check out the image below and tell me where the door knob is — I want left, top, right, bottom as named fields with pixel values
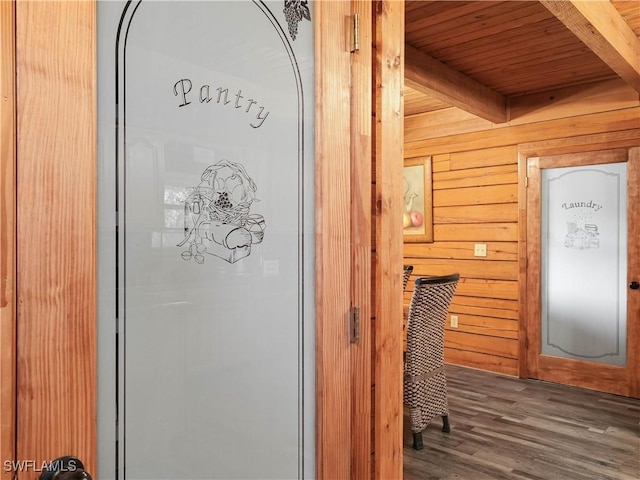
left=630, top=281, right=639, bottom=290
left=39, top=456, right=92, bottom=480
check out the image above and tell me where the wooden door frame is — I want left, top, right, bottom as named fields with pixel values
left=372, top=1, right=405, bottom=479
left=0, top=2, right=17, bottom=479
left=518, top=137, right=640, bottom=398
left=348, top=1, right=373, bottom=479
left=1, top=1, right=405, bottom=479
left=316, top=1, right=372, bottom=478
left=13, top=1, right=98, bottom=477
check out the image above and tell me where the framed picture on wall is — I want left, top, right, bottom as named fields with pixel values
left=403, top=156, right=433, bottom=243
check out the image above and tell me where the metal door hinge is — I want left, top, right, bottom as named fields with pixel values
left=350, top=306, right=360, bottom=344
left=351, top=13, right=360, bottom=53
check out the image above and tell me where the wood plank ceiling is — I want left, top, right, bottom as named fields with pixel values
left=404, top=0, right=640, bottom=120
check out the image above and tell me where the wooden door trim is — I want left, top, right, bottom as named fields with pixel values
left=15, top=0, right=97, bottom=476
left=315, top=1, right=355, bottom=478
left=520, top=142, right=639, bottom=397
left=349, top=1, right=372, bottom=479
left=627, top=147, right=640, bottom=398
left=517, top=152, right=528, bottom=378
left=1, top=2, right=17, bottom=478
left=519, top=134, right=640, bottom=381
left=11, top=2, right=375, bottom=478
left=373, top=1, right=404, bottom=479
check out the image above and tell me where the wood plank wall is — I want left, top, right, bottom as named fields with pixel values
left=403, top=78, right=640, bottom=376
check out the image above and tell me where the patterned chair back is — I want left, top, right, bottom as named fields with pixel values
left=402, top=265, right=414, bottom=292
left=404, top=273, right=459, bottom=443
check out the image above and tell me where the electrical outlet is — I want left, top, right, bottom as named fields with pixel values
left=450, top=315, right=458, bottom=328
left=474, top=243, right=487, bottom=257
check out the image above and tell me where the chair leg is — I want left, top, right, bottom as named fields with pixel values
left=412, top=431, right=423, bottom=450
left=442, top=415, right=451, bottom=433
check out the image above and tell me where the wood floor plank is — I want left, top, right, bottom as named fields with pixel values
left=404, top=365, right=640, bottom=480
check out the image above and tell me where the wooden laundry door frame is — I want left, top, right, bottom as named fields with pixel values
left=519, top=138, right=640, bottom=398
left=1, top=1, right=391, bottom=479
left=523, top=148, right=639, bottom=397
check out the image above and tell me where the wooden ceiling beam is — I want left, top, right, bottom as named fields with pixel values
left=405, top=44, right=508, bottom=124
left=540, top=0, right=640, bottom=93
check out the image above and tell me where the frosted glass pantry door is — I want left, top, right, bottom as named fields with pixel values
left=97, top=2, right=315, bottom=478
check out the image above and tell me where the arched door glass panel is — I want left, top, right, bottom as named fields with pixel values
left=97, top=2, right=315, bottom=478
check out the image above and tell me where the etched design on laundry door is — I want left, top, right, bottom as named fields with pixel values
left=564, top=222, right=600, bottom=250
left=561, top=200, right=604, bottom=250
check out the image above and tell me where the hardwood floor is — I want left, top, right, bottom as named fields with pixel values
left=403, top=365, right=640, bottom=480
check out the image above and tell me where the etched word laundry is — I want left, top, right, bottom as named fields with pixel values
left=561, top=200, right=603, bottom=211
left=173, top=78, right=270, bottom=128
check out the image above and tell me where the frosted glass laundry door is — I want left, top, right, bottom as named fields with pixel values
left=526, top=148, right=640, bottom=398
left=541, top=162, right=627, bottom=366
left=97, top=1, right=315, bottom=478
